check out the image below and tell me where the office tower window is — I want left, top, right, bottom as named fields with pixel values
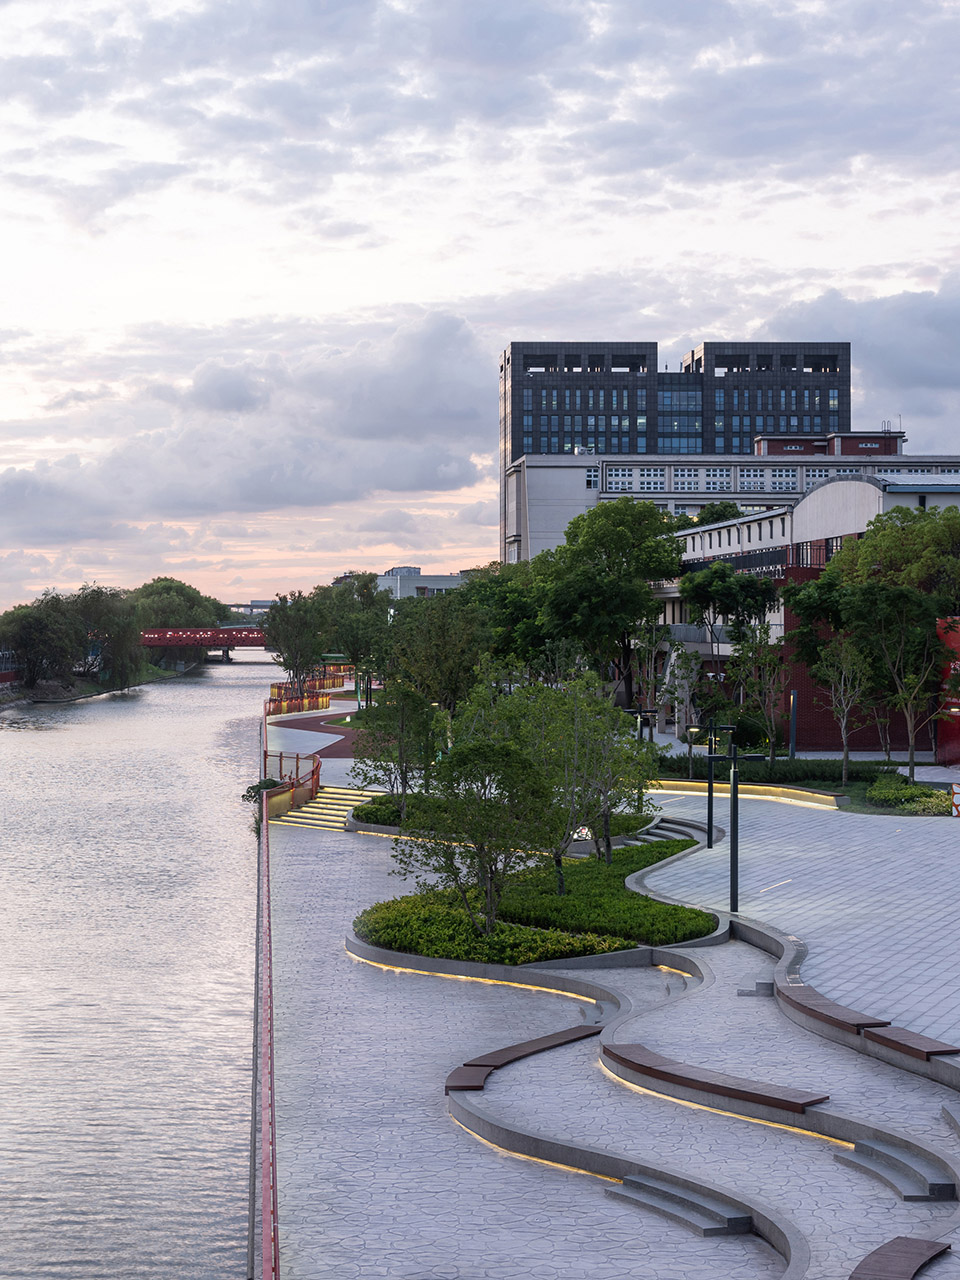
left=522, top=388, right=533, bottom=410
left=829, top=388, right=839, bottom=410
left=522, top=414, right=533, bottom=428
left=715, top=389, right=725, bottom=410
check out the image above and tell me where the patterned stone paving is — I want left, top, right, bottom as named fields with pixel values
left=269, top=785, right=960, bottom=1278
left=270, top=826, right=782, bottom=1279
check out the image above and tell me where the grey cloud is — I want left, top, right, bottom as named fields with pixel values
left=2, top=0, right=957, bottom=228
left=760, top=280, right=960, bottom=450
left=0, top=310, right=490, bottom=541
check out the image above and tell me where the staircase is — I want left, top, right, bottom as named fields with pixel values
left=270, top=786, right=382, bottom=832
left=835, top=1138, right=957, bottom=1202
left=605, top=1174, right=752, bottom=1236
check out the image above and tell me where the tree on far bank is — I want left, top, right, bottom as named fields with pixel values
left=0, top=591, right=86, bottom=688
left=130, top=576, right=230, bottom=628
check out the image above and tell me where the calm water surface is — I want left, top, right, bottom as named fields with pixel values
left=0, top=653, right=268, bottom=1278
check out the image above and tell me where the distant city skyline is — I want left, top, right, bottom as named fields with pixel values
left=2, top=0, right=960, bottom=609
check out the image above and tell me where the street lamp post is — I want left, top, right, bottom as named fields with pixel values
left=690, top=723, right=763, bottom=912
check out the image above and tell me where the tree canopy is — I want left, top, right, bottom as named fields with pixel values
left=537, top=496, right=680, bottom=706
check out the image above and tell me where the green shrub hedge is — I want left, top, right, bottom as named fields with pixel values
left=352, top=837, right=715, bottom=964
left=353, top=892, right=637, bottom=964
left=658, top=755, right=894, bottom=787
left=866, top=773, right=952, bottom=815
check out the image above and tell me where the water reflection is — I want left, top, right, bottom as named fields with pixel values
left=0, top=654, right=265, bottom=1277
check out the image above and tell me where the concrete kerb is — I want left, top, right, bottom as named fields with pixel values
left=447, top=1090, right=812, bottom=1279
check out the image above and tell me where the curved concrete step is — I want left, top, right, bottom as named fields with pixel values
left=605, top=1174, right=753, bottom=1237
left=835, top=1138, right=956, bottom=1202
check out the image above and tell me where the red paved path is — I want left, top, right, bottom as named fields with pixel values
left=270, top=711, right=358, bottom=759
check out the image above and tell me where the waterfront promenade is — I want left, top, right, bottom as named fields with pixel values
left=263, top=700, right=960, bottom=1278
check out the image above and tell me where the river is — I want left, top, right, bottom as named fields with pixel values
left=0, top=652, right=268, bottom=1278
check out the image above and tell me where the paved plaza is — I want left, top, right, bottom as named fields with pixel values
left=265, top=701, right=960, bottom=1277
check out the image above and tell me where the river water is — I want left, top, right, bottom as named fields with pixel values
left=0, top=653, right=269, bottom=1278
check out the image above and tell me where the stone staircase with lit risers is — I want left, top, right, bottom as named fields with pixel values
left=270, top=786, right=383, bottom=832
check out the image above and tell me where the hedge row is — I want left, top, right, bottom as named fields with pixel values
left=866, top=773, right=952, bottom=816
left=657, top=755, right=895, bottom=787
left=352, top=838, right=715, bottom=965
left=353, top=893, right=636, bottom=964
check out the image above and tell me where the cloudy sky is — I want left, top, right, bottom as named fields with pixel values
left=2, top=0, right=960, bottom=609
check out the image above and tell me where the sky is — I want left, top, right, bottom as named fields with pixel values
left=2, top=0, right=960, bottom=610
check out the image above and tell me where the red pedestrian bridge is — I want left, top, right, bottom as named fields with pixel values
left=140, top=627, right=266, bottom=648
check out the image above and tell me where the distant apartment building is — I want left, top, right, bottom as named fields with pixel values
left=376, top=566, right=465, bottom=599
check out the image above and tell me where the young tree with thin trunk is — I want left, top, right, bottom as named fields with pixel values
left=727, top=623, right=790, bottom=771
left=808, top=633, right=873, bottom=786
left=391, top=740, right=548, bottom=935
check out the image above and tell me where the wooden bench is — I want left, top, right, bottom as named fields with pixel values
left=776, top=983, right=891, bottom=1034
left=848, top=1236, right=950, bottom=1278
left=445, top=1023, right=601, bottom=1094
left=863, top=1027, right=960, bottom=1061
left=601, top=1043, right=829, bottom=1114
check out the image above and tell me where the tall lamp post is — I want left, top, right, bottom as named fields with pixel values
left=690, top=721, right=764, bottom=913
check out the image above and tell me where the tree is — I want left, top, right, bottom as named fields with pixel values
left=457, top=561, right=551, bottom=672
left=130, top=576, right=229, bottom=627
left=785, top=576, right=873, bottom=784
left=727, top=623, right=790, bottom=770
left=262, top=591, right=322, bottom=695
left=809, top=634, right=874, bottom=786
left=787, top=571, right=957, bottom=781
left=842, top=583, right=953, bottom=781
left=539, top=497, right=680, bottom=707
left=392, top=740, right=548, bottom=935
left=680, top=562, right=779, bottom=667
left=72, top=584, right=142, bottom=690
left=635, top=620, right=674, bottom=740
left=825, top=504, right=960, bottom=608
left=0, top=591, right=86, bottom=688
left=350, top=681, right=440, bottom=821
left=694, top=500, right=743, bottom=527
left=313, top=573, right=392, bottom=708
left=387, top=591, right=487, bottom=716
left=457, top=678, right=658, bottom=889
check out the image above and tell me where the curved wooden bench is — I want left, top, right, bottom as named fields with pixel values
left=602, top=1043, right=829, bottom=1115
left=863, top=1027, right=960, bottom=1061
left=445, top=1023, right=601, bottom=1094
left=848, top=1236, right=949, bottom=1278
left=776, top=983, right=891, bottom=1034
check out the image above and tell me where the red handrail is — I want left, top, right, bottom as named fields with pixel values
left=259, top=807, right=280, bottom=1278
